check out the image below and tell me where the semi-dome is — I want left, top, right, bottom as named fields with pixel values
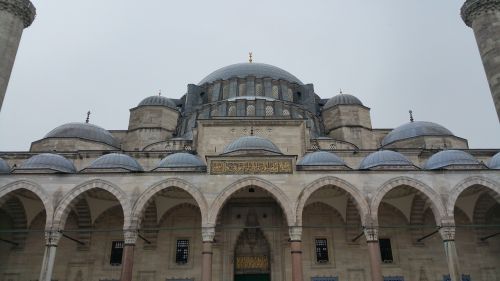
left=223, top=136, right=282, bottom=154
left=199, top=63, right=303, bottom=85
left=18, top=153, right=76, bottom=173
left=359, top=150, right=415, bottom=170
left=297, top=151, right=346, bottom=166
left=488, top=152, right=500, bottom=169
left=86, top=153, right=143, bottom=172
left=323, top=94, right=363, bottom=110
left=44, top=122, right=120, bottom=148
left=382, top=121, right=454, bottom=146
left=157, top=152, right=205, bottom=168
left=0, top=158, right=10, bottom=174
left=138, top=95, right=177, bottom=109
left=424, top=150, right=481, bottom=170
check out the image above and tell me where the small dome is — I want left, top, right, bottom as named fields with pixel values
left=0, top=158, right=10, bottom=174
left=424, top=150, right=481, bottom=170
left=297, top=151, right=346, bottom=166
left=488, top=152, right=500, bottom=169
left=199, top=62, right=303, bottom=85
left=382, top=121, right=454, bottom=146
left=359, top=150, right=415, bottom=170
left=157, top=152, right=205, bottom=168
left=87, top=153, right=143, bottom=172
left=19, top=153, right=76, bottom=173
left=138, top=96, right=177, bottom=109
left=44, top=123, right=119, bottom=148
left=323, top=94, right=363, bottom=110
left=224, top=136, right=282, bottom=154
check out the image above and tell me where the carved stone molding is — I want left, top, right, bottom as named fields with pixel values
left=364, top=227, right=379, bottom=242
left=45, top=231, right=62, bottom=246
left=439, top=226, right=456, bottom=242
left=202, top=227, right=216, bottom=242
left=462, top=0, right=500, bottom=27
left=123, top=229, right=138, bottom=245
left=0, top=0, right=36, bottom=27
left=288, top=226, right=302, bottom=241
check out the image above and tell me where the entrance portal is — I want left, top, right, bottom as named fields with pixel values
left=234, top=209, right=271, bottom=281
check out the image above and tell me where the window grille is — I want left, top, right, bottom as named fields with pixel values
left=265, top=105, right=274, bottom=116
left=222, top=83, right=229, bottom=100
left=315, top=238, right=329, bottom=263
left=330, top=144, right=336, bottom=150
left=210, top=108, right=218, bottom=117
left=228, top=105, right=236, bottom=116
left=272, top=85, right=279, bottom=99
left=247, top=104, right=255, bottom=116
left=379, top=238, right=393, bottom=263
left=109, top=240, right=124, bottom=266
left=175, top=239, right=189, bottom=264
left=239, top=83, right=246, bottom=96
left=256, top=83, right=263, bottom=96
left=285, top=88, right=293, bottom=101
left=283, top=109, right=290, bottom=116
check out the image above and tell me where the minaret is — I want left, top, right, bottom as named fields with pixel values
left=0, top=0, right=36, bottom=111
left=462, top=0, right=500, bottom=121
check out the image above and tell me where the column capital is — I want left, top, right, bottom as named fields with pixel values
left=123, top=229, right=138, bottom=245
left=439, top=225, right=456, bottom=242
left=202, top=227, right=216, bottom=242
left=288, top=226, right=302, bottom=241
left=0, top=0, right=36, bottom=27
left=44, top=230, right=61, bottom=246
left=461, top=0, right=500, bottom=27
left=364, top=227, right=379, bottom=242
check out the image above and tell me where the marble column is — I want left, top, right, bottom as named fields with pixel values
left=364, top=227, right=383, bottom=281
left=440, top=225, right=462, bottom=281
left=201, top=227, right=216, bottom=281
left=462, top=0, right=500, bottom=121
left=120, top=229, right=138, bottom=281
left=289, top=226, right=303, bottom=281
left=38, top=230, right=61, bottom=281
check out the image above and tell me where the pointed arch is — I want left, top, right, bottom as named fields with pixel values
left=0, top=180, right=54, bottom=228
left=132, top=178, right=208, bottom=227
left=53, top=179, right=131, bottom=230
left=207, top=177, right=294, bottom=226
left=296, top=176, right=369, bottom=226
left=447, top=176, right=500, bottom=216
left=370, top=177, right=446, bottom=225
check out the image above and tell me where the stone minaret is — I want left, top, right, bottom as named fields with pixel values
left=462, top=0, right=500, bottom=121
left=0, top=0, right=35, bottom=111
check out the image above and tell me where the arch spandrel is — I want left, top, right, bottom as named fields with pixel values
left=370, top=177, right=446, bottom=225
left=53, top=179, right=132, bottom=230
left=447, top=176, right=500, bottom=216
left=207, top=177, right=294, bottom=227
left=296, top=176, right=370, bottom=226
left=132, top=178, right=208, bottom=227
left=0, top=180, right=54, bottom=228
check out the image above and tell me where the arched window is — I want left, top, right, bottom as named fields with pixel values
left=272, top=85, right=279, bottom=99
left=283, top=109, right=290, bottom=117
left=247, top=104, right=256, bottom=116
left=228, top=105, right=236, bottom=116
left=265, top=105, right=274, bottom=116
left=239, top=83, right=246, bottom=96
left=256, top=83, right=263, bottom=96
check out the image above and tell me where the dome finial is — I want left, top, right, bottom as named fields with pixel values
left=248, top=52, right=253, bottom=63
left=339, top=89, right=343, bottom=94
left=86, top=111, right=91, bottom=123
left=409, top=110, right=414, bottom=122
left=158, top=89, right=162, bottom=96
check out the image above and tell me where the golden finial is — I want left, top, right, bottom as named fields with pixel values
left=85, top=111, right=91, bottom=123
left=249, top=52, right=253, bottom=63
left=158, top=89, right=162, bottom=96
left=409, top=110, right=414, bottom=122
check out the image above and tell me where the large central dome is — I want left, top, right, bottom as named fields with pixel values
left=199, top=62, right=303, bottom=85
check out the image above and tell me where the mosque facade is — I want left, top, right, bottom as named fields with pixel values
left=0, top=1, right=500, bottom=281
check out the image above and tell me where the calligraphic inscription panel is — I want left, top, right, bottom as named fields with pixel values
left=210, top=160, right=293, bottom=175
left=235, top=256, right=269, bottom=270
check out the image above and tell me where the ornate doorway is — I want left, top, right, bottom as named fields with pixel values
left=234, top=209, right=271, bottom=281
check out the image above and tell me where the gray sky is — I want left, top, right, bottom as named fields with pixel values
left=0, top=0, right=499, bottom=151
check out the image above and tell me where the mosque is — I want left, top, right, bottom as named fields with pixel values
left=0, top=1, right=499, bottom=281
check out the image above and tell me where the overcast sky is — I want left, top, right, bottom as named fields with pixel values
left=0, top=0, right=498, bottom=151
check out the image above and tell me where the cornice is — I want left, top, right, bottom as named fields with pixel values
left=0, top=0, right=36, bottom=28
